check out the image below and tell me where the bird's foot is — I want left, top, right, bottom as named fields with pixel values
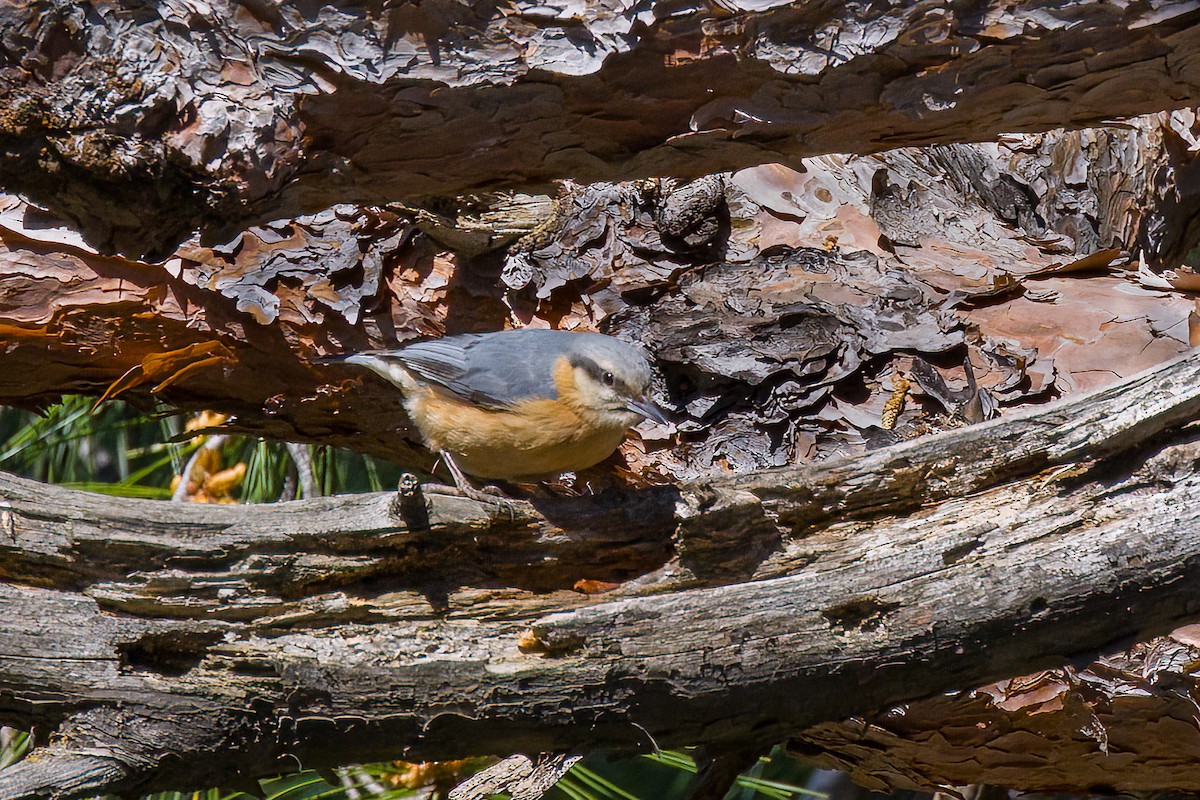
left=425, top=480, right=518, bottom=518
left=436, top=451, right=517, bottom=516
left=453, top=483, right=518, bottom=519
left=455, top=481, right=509, bottom=502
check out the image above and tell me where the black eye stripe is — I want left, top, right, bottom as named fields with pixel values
left=570, top=355, right=616, bottom=385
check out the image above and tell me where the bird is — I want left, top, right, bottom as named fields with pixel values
left=317, top=329, right=669, bottom=499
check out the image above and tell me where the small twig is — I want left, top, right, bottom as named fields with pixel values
left=389, top=473, right=429, bottom=529
left=631, top=721, right=662, bottom=753
left=285, top=442, right=318, bottom=498
left=171, top=434, right=225, bottom=503
left=448, top=754, right=579, bottom=800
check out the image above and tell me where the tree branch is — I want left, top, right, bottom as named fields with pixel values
left=4, top=351, right=1200, bottom=797
left=1, top=1, right=1198, bottom=256
left=0, top=754, right=129, bottom=800
left=447, top=755, right=579, bottom=800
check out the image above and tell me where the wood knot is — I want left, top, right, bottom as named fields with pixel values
left=517, top=628, right=584, bottom=657
left=822, top=596, right=900, bottom=632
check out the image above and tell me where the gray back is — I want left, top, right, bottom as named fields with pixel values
left=394, top=329, right=647, bottom=409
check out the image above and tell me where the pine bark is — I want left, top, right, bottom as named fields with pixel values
left=0, top=1, right=1198, bottom=257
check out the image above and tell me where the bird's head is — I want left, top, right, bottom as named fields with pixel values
left=563, top=335, right=670, bottom=429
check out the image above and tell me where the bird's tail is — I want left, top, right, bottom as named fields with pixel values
left=313, top=352, right=417, bottom=393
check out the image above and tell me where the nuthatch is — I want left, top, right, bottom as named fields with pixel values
left=319, top=329, right=668, bottom=497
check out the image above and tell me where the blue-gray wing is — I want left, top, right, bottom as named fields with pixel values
left=392, top=330, right=563, bottom=409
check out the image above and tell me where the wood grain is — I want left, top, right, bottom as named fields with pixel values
left=4, top=351, right=1200, bottom=798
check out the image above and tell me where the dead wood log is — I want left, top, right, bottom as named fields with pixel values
left=2, top=1, right=1200, bottom=256
left=4, top=350, right=1200, bottom=798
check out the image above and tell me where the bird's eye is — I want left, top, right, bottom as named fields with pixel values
left=602, top=371, right=615, bottom=387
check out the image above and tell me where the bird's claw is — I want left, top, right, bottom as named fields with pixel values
left=440, top=482, right=516, bottom=518
left=457, top=482, right=510, bottom=503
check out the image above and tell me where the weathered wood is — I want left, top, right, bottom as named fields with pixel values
left=0, top=755, right=128, bottom=800
left=5, top=351, right=1200, bottom=798
left=1, top=1, right=1199, bottom=256
left=448, top=755, right=579, bottom=800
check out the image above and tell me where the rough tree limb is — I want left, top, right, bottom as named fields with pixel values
left=1, top=1, right=1199, bottom=256
left=5, top=351, right=1200, bottom=798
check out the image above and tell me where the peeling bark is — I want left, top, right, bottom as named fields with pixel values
left=793, top=634, right=1200, bottom=794
left=4, top=353, right=1200, bottom=798
left=1, top=1, right=1199, bottom=256
left=3, top=110, right=1199, bottom=482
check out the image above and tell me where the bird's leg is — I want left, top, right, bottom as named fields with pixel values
left=438, top=450, right=511, bottom=506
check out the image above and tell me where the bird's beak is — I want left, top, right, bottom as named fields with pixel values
left=625, top=395, right=671, bottom=425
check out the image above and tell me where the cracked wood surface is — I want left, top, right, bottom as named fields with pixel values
left=1, top=1, right=1199, bottom=256
left=5, top=351, right=1200, bottom=798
